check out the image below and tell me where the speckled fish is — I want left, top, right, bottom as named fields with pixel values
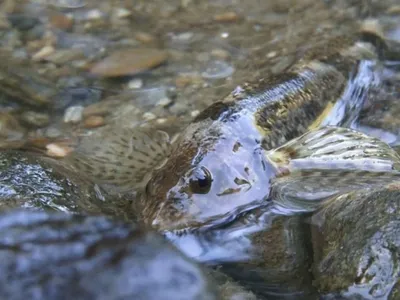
left=66, top=20, right=400, bottom=232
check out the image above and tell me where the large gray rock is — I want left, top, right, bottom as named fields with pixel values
left=311, top=184, right=400, bottom=299
left=0, top=210, right=217, bottom=300
left=0, top=151, right=134, bottom=219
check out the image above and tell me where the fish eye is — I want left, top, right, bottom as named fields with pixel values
left=188, top=166, right=213, bottom=194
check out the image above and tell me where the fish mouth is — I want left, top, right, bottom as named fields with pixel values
left=158, top=201, right=270, bottom=237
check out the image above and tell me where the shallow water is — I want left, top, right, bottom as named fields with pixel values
left=1, top=0, right=400, bottom=299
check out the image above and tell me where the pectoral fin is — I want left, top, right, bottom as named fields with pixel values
left=266, top=126, right=400, bottom=212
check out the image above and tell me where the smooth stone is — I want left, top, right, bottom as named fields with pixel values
left=0, top=210, right=218, bottom=300
left=90, top=48, right=168, bottom=77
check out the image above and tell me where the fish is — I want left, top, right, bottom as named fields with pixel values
left=65, top=19, right=400, bottom=232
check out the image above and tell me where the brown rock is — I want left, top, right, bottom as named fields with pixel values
left=84, top=116, right=105, bottom=128
left=135, top=32, right=155, bottom=43
left=213, top=12, right=239, bottom=22
left=49, top=13, right=74, bottom=30
left=83, top=99, right=121, bottom=118
left=175, top=74, right=203, bottom=88
left=46, top=143, right=74, bottom=158
left=90, top=48, right=168, bottom=77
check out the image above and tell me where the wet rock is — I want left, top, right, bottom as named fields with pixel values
left=0, top=112, right=26, bottom=149
left=135, top=32, right=156, bottom=44
left=64, top=105, right=84, bottom=123
left=46, top=143, right=73, bottom=158
left=213, top=12, right=240, bottom=23
left=49, top=12, right=74, bottom=31
left=45, top=48, right=85, bottom=65
left=83, top=115, right=105, bottom=128
left=113, top=7, right=132, bottom=19
left=311, top=184, right=400, bottom=299
left=32, top=45, right=55, bottom=61
left=90, top=48, right=168, bottom=77
left=56, top=32, right=106, bottom=58
left=0, top=210, right=217, bottom=300
left=128, top=78, right=144, bottom=89
left=0, top=151, right=130, bottom=219
left=82, top=98, right=120, bottom=118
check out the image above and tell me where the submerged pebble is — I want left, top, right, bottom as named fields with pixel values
left=64, top=105, right=84, bottom=123
left=83, top=115, right=105, bottom=128
left=90, top=48, right=168, bottom=77
left=201, top=60, right=235, bottom=80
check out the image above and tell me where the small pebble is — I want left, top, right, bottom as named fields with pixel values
left=84, top=115, right=105, bottom=128
left=190, top=110, right=200, bottom=118
left=143, top=112, right=156, bottom=121
left=83, top=99, right=120, bottom=118
left=221, top=32, right=229, bottom=38
left=267, top=51, right=277, bottom=58
left=211, top=49, right=230, bottom=59
left=64, top=106, right=84, bottom=123
left=114, top=8, right=131, bottom=18
left=46, top=143, right=72, bottom=158
left=201, top=60, right=234, bottom=80
left=86, top=9, right=103, bottom=20
left=175, top=74, right=203, bottom=88
left=46, top=49, right=85, bottom=64
left=156, top=97, right=172, bottom=107
left=156, top=118, right=167, bottom=124
left=175, top=32, right=194, bottom=41
left=90, top=48, right=168, bottom=77
left=45, top=127, right=62, bottom=138
left=128, top=78, right=144, bottom=89
left=135, top=32, right=155, bottom=43
left=32, top=46, right=55, bottom=61
left=49, top=13, right=74, bottom=30
left=213, top=12, right=239, bottom=22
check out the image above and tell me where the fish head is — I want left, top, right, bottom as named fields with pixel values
left=142, top=123, right=277, bottom=232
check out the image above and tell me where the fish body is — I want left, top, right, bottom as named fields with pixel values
left=141, top=22, right=393, bottom=231
left=66, top=20, right=400, bottom=232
